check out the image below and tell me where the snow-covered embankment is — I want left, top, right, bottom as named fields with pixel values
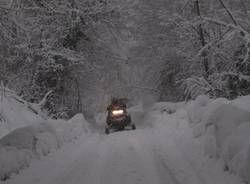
left=0, top=89, right=90, bottom=181
left=186, top=95, right=250, bottom=183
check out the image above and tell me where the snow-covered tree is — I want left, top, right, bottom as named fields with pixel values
left=159, top=0, right=250, bottom=99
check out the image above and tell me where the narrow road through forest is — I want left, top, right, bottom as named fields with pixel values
left=4, top=111, right=242, bottom=184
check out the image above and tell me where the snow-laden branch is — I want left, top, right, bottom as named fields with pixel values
left=242, top=40, right=250, bottom=64
left=221, top=71, right=250, bottom=81
left=202, top=17, right=249, bottom=37
left=217, top=0, right=238, bottom=26
left=0, top=86, right=49, bottom=119
left=200, top=17, right=250, bottom=64
left=194, top=28, right=235, bottom=59
left=38, top=90, right=53, bottom=107
left=168, top=14, right=199, bottom=34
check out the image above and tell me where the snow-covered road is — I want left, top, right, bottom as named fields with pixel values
left=3, top=111, right=242, bottom=184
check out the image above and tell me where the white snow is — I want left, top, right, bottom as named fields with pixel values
left=0, top=88, right=45, bottom=138
left=233, top=95, right=250, bottom=111
left=0, top=88, right=92, bottom=180
left=0, top=113, right=90, bottom=181
left=151, top=101, right=185, bottom=114
left=2, top=91, right=250, bottom=184
left=1, top=99, right=245, bottom=184
left=185, top=95, right=250, bottom=184
left=186, top=95, right=212, bottom=125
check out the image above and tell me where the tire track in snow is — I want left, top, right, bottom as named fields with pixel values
left=149, top=128, right=208, bottom=184
left=89, top=131, right=164, bottom=184
left=132, top=129, right=183, bottom=184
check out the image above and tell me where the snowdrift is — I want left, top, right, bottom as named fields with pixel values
left=0, top=88, right=90, bottom=180
left=0, top=114, right=89, bottom=181
left=186, top=95, right=250, bottom=183
left=0, top=88, right=45, bottom=138
left=151, top=101, right=185, bottom=114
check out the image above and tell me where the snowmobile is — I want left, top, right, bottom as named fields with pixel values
left=105, top=98, right=136, bottom=134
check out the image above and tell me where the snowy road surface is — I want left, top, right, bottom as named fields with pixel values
left=4, top=112, right=242, bottom=184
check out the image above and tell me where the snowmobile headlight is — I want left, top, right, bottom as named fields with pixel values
left=112, top=110, right=124, bottom=116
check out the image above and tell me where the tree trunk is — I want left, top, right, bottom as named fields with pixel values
left=75, top=78, right=82, bottom=113
left=195, top=0, right=209, bottom=77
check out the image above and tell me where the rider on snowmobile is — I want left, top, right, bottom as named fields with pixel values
left=105, top=97, right=135, bottom=134
left=107, top=97, right=126, bottom=112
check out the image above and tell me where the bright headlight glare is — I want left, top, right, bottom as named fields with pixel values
left=112, top=110, right=124, bottom=115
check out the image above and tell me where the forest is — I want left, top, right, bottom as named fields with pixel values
left=1, top=0, right=250, bottom=119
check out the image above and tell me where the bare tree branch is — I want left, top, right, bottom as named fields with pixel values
left=218, top=0, right=238, bottom=26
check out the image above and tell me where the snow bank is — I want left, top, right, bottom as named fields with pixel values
left=233, top=95, right=250, bottom=111
left=94, top=112, right=107, bottom=126
left=151, top=101, right=185, bottom=114
left=221, top=123, right=250, bottom=182
left=211, top=104, right=250, bottom=148
left=48, top=114, right=90, bottom=144
left=128, top=103, right=146, bottom=127
left=0, top=147, right=33, bottom=181
left=185, top=95, right=250, bottom=183
left=0, top=88, right=45, bottom=138
left=186, top=95, right=211, bottom=125
left=0, top=113, right=89, bottom=181
left=192, top=98, right=230, bottom=138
